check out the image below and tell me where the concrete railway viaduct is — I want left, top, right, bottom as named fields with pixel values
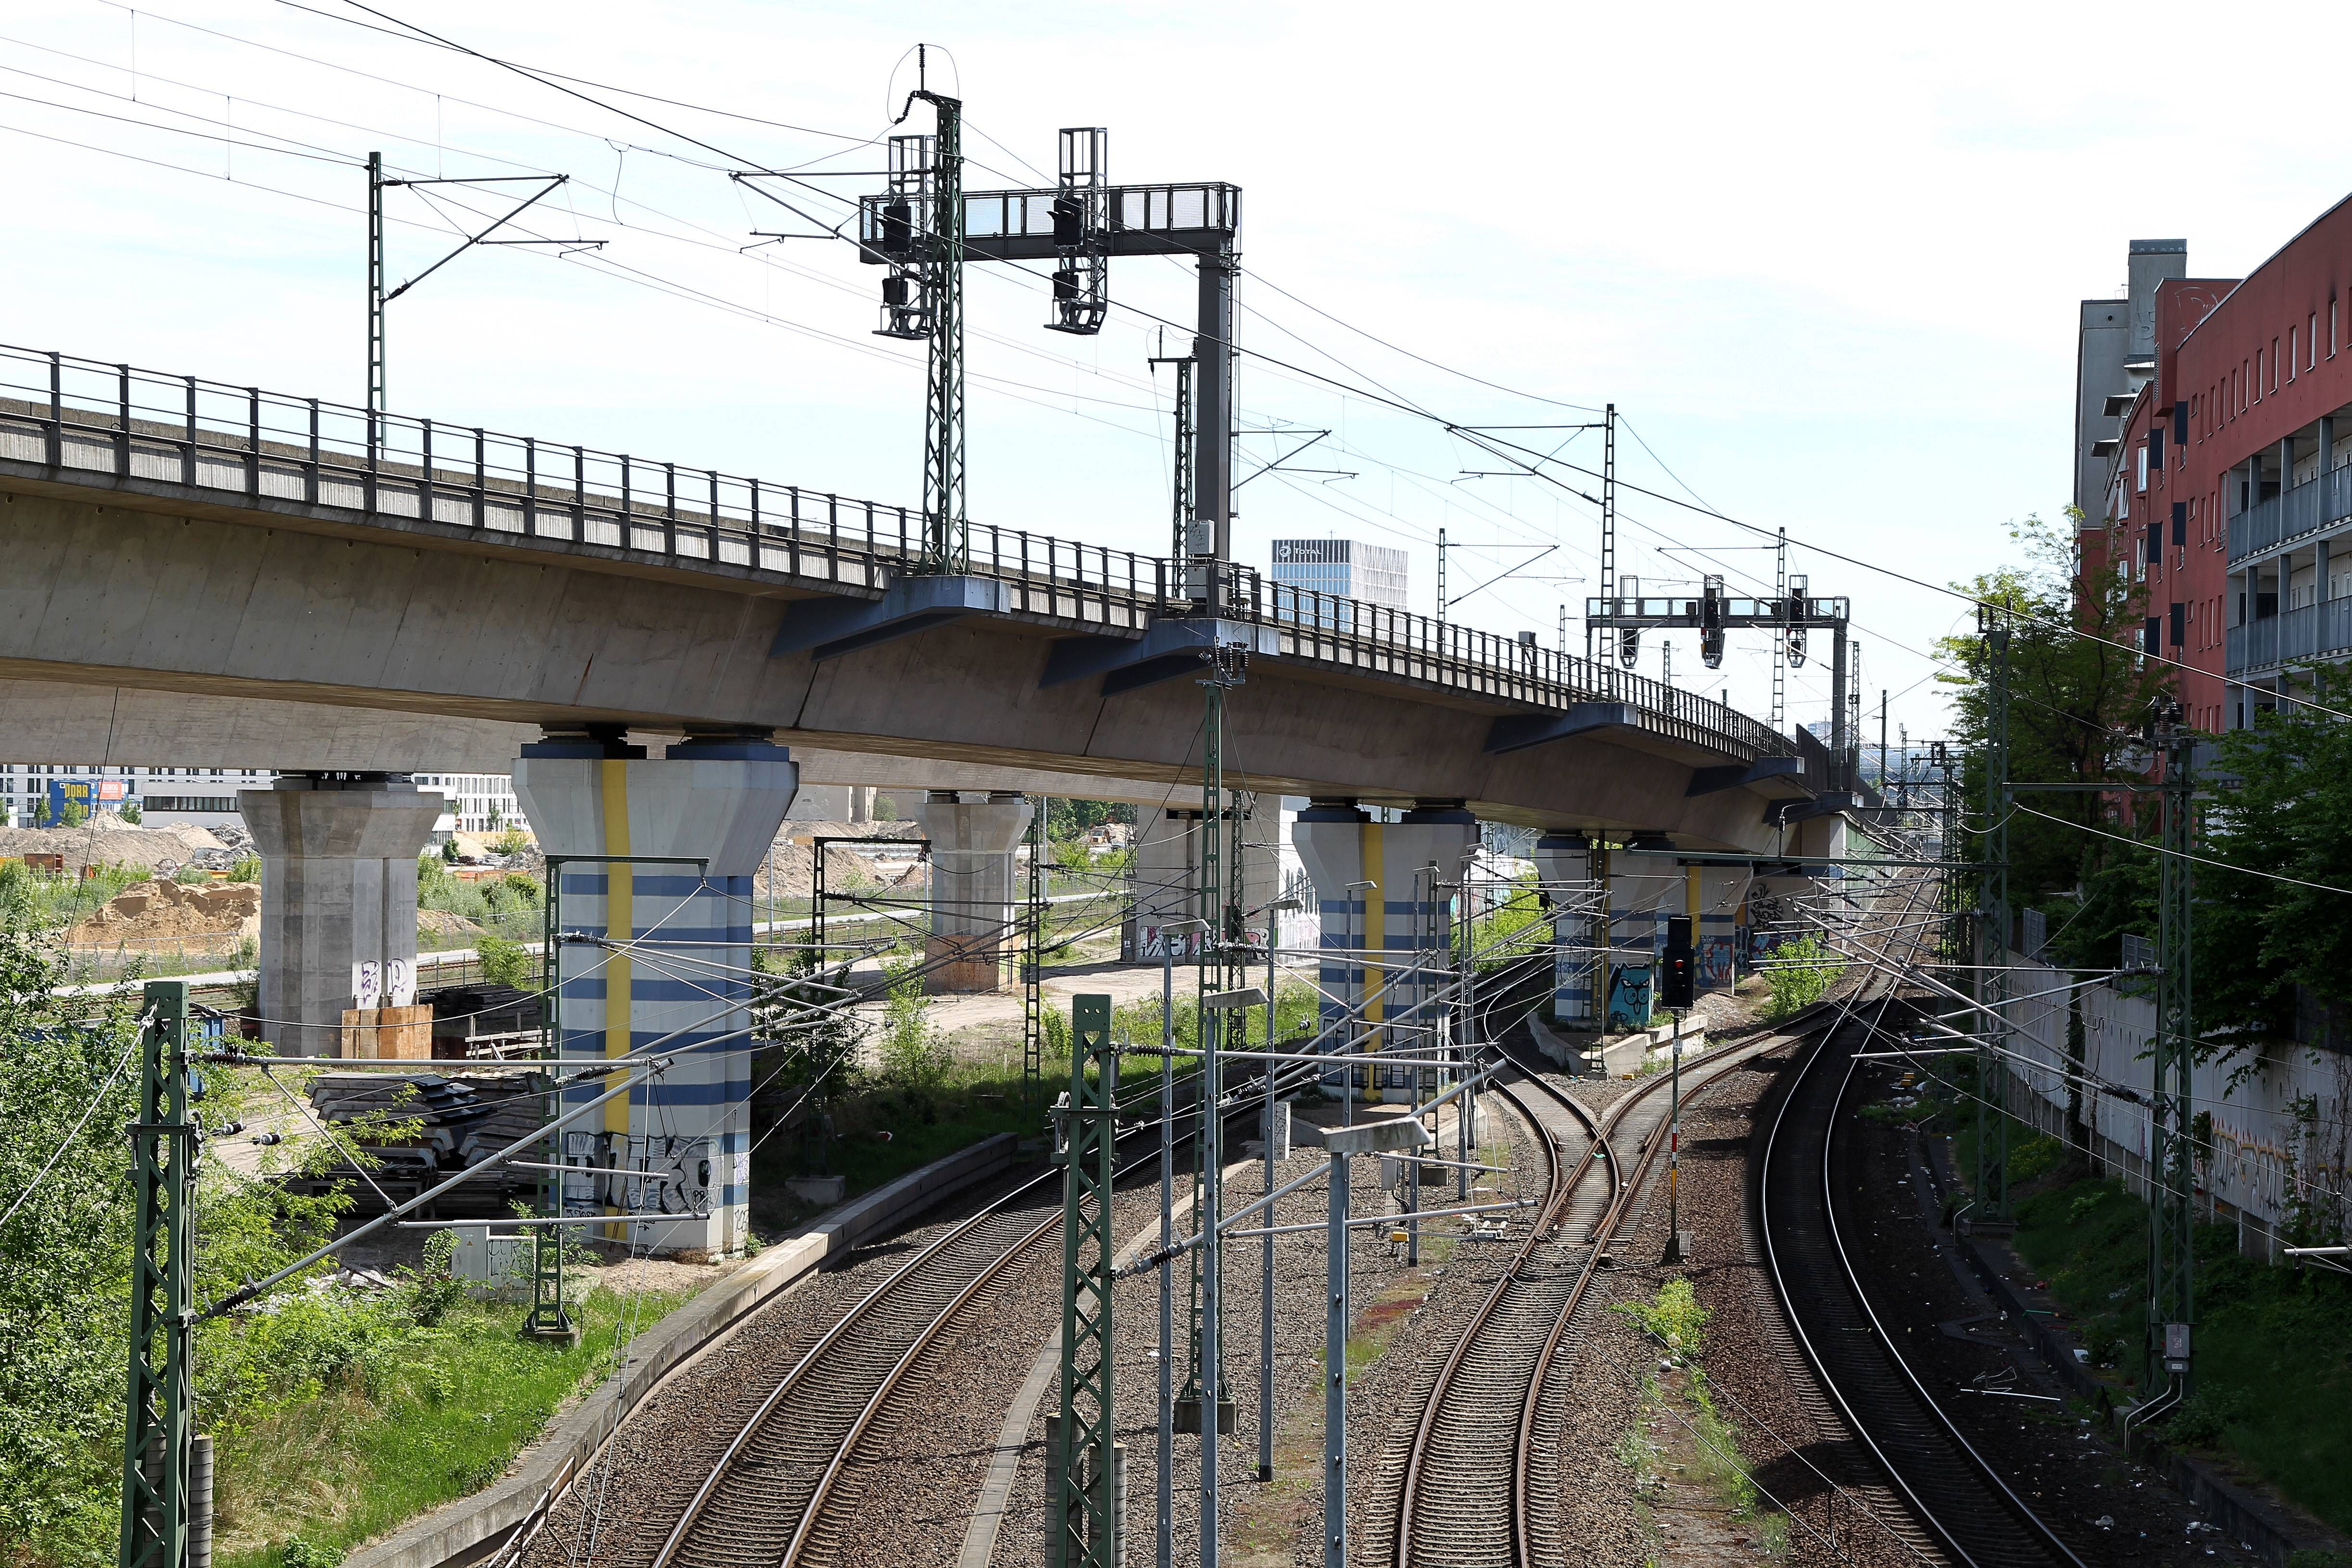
left=0, top=345, right=1851, bottom=1252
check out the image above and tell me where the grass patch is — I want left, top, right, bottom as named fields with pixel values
left=216, top=1278, right=691, bottom=1568
left=1614, top=1280, right=1790, bottom=1553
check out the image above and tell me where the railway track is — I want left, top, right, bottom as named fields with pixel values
left=1391, top=981, right=1779, bottom=1566
left=634, top=1045, right=1329, bottom=1568
left=1758, top=878, right=2088, bottom=1568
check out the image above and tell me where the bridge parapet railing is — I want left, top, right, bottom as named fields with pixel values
left=0, top=343, right=1790, bottom=765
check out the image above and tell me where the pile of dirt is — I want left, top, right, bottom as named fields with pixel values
left=0, top=815, right=230, bottom=874
left=754, top=824, right=926, bottom=901
left=417, top=909, right=485, bottom=939
left=70, top=878, right=259, bottom=942
left=756, top=844, right=899, bottom=899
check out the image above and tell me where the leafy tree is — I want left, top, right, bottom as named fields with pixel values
left=1042, top=798, right=1136, bottom=840
left=2193, top=666, right=2352, bottom=1053
left=475, top=934, right=532, bottom=990
left=0, top=894, right=368, bottom=1560
left=118, top=801, right=141, bottom=826
left=31, top=794, right=49, bottom=827
left=58, top=798, right=86, bottom=829
left=1935, top=511, right=2168, bottom=970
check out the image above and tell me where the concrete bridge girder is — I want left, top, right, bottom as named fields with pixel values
left=0, top=486, right=1801, bottom=850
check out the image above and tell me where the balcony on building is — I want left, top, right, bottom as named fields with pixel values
left=2224, top=406, right=2352, bottom=686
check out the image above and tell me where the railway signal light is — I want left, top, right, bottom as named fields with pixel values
left=1660, top=916, right=1696, bottom=1010
left=1699, top=576, right=1726, bottom=670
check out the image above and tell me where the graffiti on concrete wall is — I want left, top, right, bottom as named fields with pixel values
left=562, top=1131, right=713, bottom=1217
left=1697, top=936, right=1736, bottom=992
left=1606, top=964, right=1654, bottom=1031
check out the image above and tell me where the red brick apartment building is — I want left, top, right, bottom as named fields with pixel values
left=2076, top=204, right=2352, bottom=731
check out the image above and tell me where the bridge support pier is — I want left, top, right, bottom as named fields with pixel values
left=1605, top=851, right=1687, bottom=1029
left=238, top=773, right=443, bottom=1056
left=514, top=731, right=799, bottom=1258
left=912, top=791, right=1034, bottom=994
left=1127, top=802, right=1279, bottom=962
left=1291, top=801, right=1478, bottom=1101
left=1534, top=833, right=1601, bottom=1030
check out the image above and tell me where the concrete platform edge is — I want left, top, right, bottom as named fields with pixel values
left=343, top=1131, right=1021, bottom=1568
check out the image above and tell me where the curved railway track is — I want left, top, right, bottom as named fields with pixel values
left=1392, top=975, right=1779, bottom=1567
left=1758, top=880, right=2088, bottom=1568
left=636, top=1046, right=1327, bottom=1568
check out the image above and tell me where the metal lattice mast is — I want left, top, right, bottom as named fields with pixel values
left=1194, top=641, right=1248, bottom=1565
left=1436, top=527, right=1447, bottom=625
left=1593, top=404, right=1617, bottom=662
left=1024, top=796, right=1048, bottom=1108
left=919, top=88, right=966, bottom=574
left=1052, top=994, right=1119, bottom=1568
left=1151, top=353, right=1195, bottom=569
left=1771, top=527, right=1788, bottom=731
left=1975, top=615, right=2011, bottom=1221
left=367, top=151, right=386, bottom=450
left=118, top=980, right=195, bottom=1568
left=2149, top=710, right=2197, bottom=1396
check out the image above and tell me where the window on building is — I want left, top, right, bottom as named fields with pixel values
left=2291, top=327, right=2299, bottom=380
left=2312, top=313, right=2320, bottom=369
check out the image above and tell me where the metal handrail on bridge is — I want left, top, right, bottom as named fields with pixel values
left=0, top=342, right=1790, bottom=764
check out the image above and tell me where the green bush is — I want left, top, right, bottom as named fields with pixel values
left=228, top=853, right=261, bottom=883
left=175, top=863, right=214, bottom=885
left=1616, top=1277, right=1710, bottom=1358
left=2166, top=1386, right=2250, bottom=1448
left=1761, top=935, right=1841, bottom=1020
left=475, top=935, right=531, bottom=991
left=119, top=801, right=141, bottom=824
left=399, top=1232, right=465, bottom=1328
left=279, top=1535, right=343, bottom=1568
left=875, top=956, right=950, bottom=1092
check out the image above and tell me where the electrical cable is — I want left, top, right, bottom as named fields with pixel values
left=0, top=1031, right=139, bottom=1229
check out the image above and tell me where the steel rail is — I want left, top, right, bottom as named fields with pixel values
left=1758, top=876, right=2087, bottom=1568
left=1393, top=957, right=1779, bottom=1567
left=646, top=1050, right=1330, bottom=1568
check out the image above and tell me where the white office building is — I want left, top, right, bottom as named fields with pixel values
left=1270, top=538, right=1409, bottom=630
left=0, top=763, right=274, bottom=831
left=416, top=773, right=527, bottom=838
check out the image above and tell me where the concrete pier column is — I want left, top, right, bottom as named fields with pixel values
left=1606, top=844, right=1685, bottom=1029
left=1696, top=864, right=1753, bottom=993
left=1291, top=800, right=1478, bottom=1100
left=1533, top=833, right=1600, bottom=1028
left=514, top=731, right=798, bottom=1258
left=911, top=790, right=1033, bottom=994
left=238, top=773, right=443, bottom=1055
left=1127, top=799, right=1279, bottom=961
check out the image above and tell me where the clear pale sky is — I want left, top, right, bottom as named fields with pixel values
left=6, top=0, right=2346, bottom=747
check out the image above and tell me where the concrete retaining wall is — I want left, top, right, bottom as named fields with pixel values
left=1988, top=954, right=2352, bottom=1260
left=344, top=1132, right=1020, bottom=1568
left=1526, top=1015, right=1709, bottom=1078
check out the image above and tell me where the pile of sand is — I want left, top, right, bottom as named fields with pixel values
left=0, top=815, right=229, bottom=874
left=70, top=878, right=259, bottom=942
